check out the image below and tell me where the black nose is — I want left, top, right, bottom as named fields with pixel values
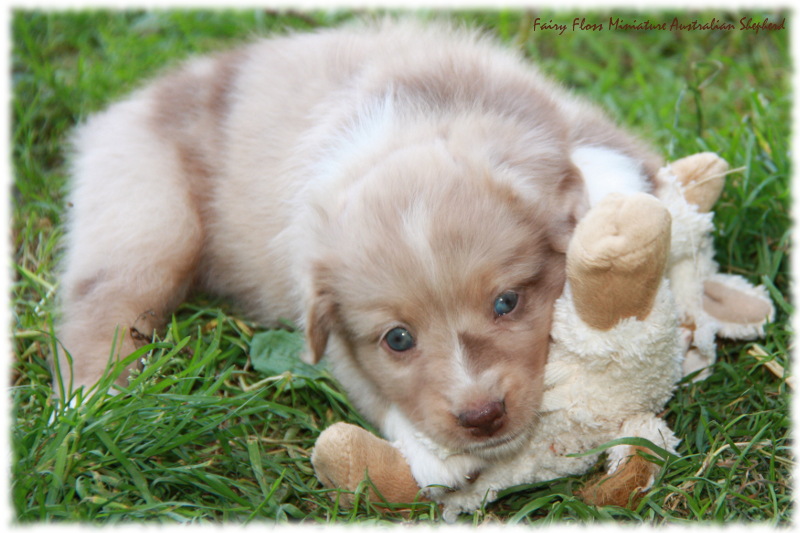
left=458, top=400, right=506, bottom=437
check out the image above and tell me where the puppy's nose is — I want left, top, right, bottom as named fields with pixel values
left=458, top=400, right=506, bottom=437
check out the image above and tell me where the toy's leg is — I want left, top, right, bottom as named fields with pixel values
left=578, top=446, right=657, bottom=507
left=661, top=152, right=774, bottom=334
left=666, top=152, right=728, bottom=212
left=567, top=193, right=672, bottom=330
left=578, top=415, right=679, bottom=508
left=312, top=422, right=424, bottom=507
left=657, top=152, right=774, bottom=379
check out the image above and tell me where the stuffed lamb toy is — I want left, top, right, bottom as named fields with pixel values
left=310, top=153, right=774, bottom=519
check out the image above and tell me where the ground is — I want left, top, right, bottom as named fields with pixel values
left=11, top=8, right=792, bottom=525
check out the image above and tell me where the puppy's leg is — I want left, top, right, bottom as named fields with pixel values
left=56, top=97, right=203, bottom=394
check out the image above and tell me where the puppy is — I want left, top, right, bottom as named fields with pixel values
left=56, top=20, right=660, bottom=492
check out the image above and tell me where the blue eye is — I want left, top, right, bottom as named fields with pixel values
left=384, top=327, right=415, bottom=352
left=494, top=291, right=519, bottom=317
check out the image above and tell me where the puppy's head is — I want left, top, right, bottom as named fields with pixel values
left=305, top=131, right=585, bottom=457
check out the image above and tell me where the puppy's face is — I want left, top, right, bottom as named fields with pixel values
left=306, top=139, right=585, bottom=457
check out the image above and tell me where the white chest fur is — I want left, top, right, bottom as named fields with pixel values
left=571, top=145, right=651, bottom=205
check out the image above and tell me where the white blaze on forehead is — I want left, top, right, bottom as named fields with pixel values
left=401, top=198, right=439, bottom=280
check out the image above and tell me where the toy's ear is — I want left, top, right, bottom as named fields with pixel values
left=703, top=274, right=775, bottom=339
left=549, top=164, right=589, bottom=254
left=303, top=264, right=338, bottom=364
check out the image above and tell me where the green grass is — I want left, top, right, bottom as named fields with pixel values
left=11, top=8, right=791, bottom=525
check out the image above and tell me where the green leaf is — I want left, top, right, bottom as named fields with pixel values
left=249, top=329, right=325, bottom=383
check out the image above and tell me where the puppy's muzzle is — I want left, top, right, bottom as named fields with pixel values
left=458, top=400, right=506, bottom=437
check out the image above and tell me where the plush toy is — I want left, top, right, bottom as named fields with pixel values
left=311, top=153, right=774, bottom=519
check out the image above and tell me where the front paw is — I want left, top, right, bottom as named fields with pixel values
left=419, top=467, right=482, bottom=501
left=439, top=486, right=498, bottom=523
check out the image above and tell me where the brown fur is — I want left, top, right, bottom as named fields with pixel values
left=304, top=147, right=572, bottom=452
left=56, top=22, right=660, bottom=467
left=150, top=49, right=246, bottom=223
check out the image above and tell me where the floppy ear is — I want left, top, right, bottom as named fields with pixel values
left=548, top=165, right=589, bottom=254
left=304, top=293, right=336, bottom=364
left=303, top=264, right=338, bottom=364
